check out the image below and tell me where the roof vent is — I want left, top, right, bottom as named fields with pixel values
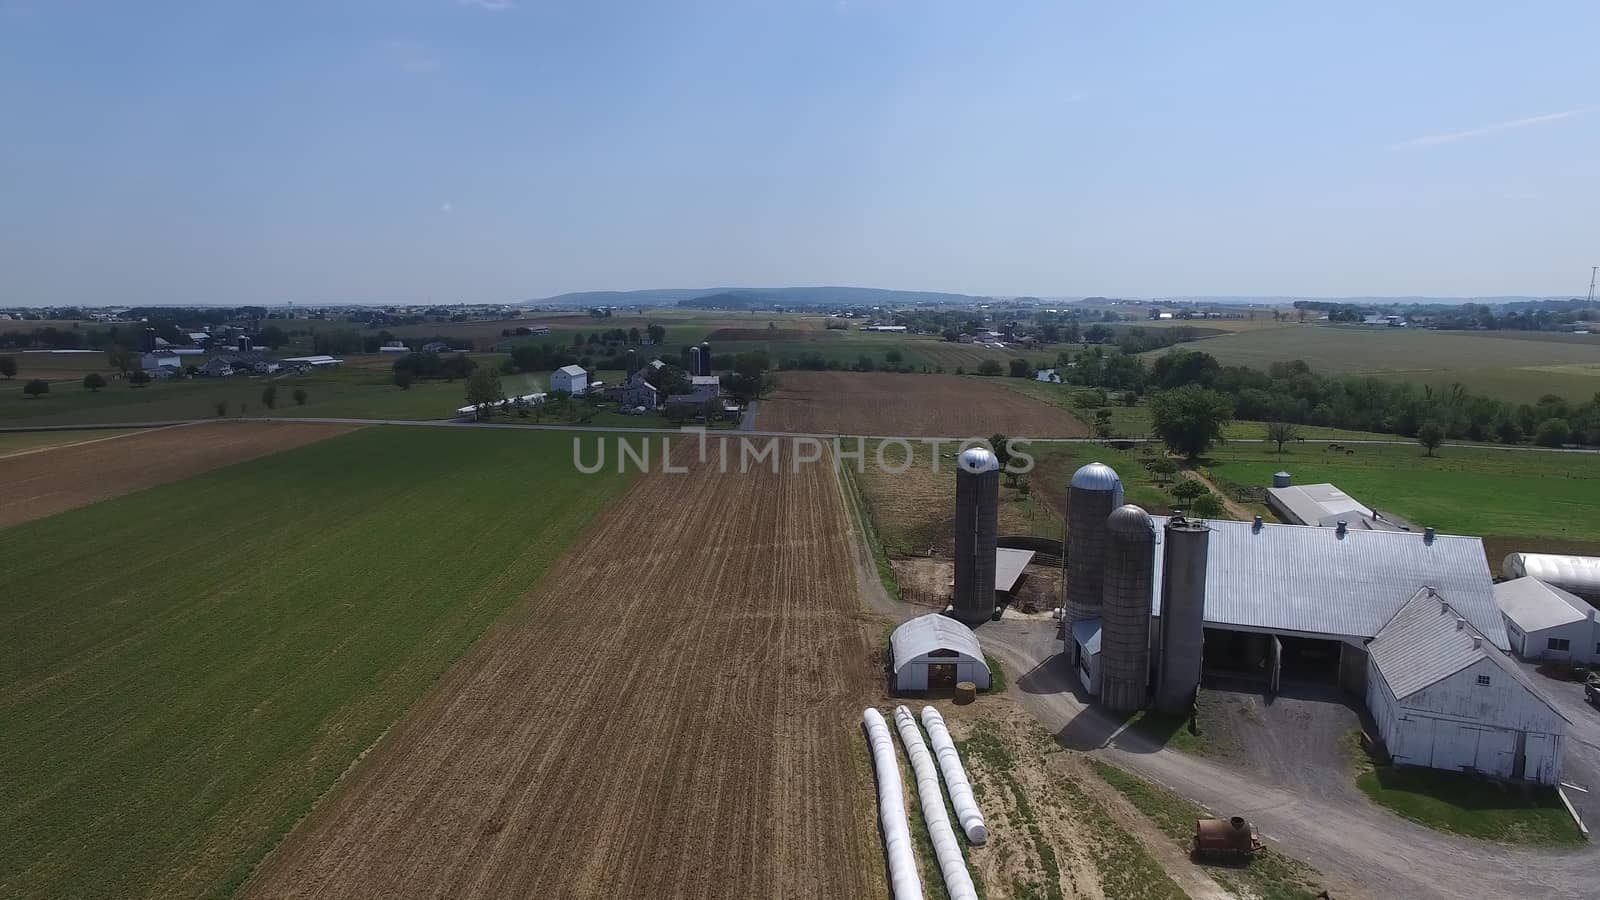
left=1455, top=617, right=1466, bottom=631
left=1335, top=520, right=1348, bottom=537
left=1472, top=635, right=1482, bottom=649
left=1440, top=598, right=1449, bottom=613
left=1252, top=515, right=1263, bottom=532
left=1424, top=526, right=1436, bottom=544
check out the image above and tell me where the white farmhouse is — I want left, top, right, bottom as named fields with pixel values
left=551, top=364, right=588, bottom=395
left=1494, top=576, right=1600, bottom=663
left=1367, top=588, right=1568, bottom=785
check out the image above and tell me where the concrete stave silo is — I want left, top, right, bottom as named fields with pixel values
left=1064, top=462, right=1124, bottom=656
left=1099, top=504, right=1156, bottom=712
left=952, top=446, right=1001, bottom=623
left=1155, top=515, right=1209, bottom=714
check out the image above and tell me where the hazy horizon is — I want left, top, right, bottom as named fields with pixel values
left=3, top=2, right=1598, bottom=306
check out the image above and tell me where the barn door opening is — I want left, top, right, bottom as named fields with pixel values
left=928, top=663, right=958, bottom=690
left=1512, top=731, right=1528, bottom=780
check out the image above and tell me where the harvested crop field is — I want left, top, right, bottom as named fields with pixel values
left=761, top=371, right=1090, bottom=438
left=707, top=327, right=820, bottom=341
left=248, top=446, right=884, bottom=900
left=0, top=422, right=357, bottom=528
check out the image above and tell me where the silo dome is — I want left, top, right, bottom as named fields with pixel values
left=958, top=446, right=1000, bottom=473
left=1106, top=504, right=1154, bottom=535
left=1071, top=462, right=1122, bottom=491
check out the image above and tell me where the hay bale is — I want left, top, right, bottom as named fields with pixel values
left=954, top=682, right=977, bottom=704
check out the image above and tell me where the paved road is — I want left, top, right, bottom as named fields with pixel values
left=3, top=416, right=1597, bottom=454
left=979, top=620, right=1600, bottom=900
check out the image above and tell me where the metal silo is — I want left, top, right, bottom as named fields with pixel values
left=1099, top=504, right=1156, bottom=712
left=687, top=346, right=701, bottom=375
left=699, top=341, right=713, bottom=375
left=952, top=446, right=1001, bottom=623
left=1064, top=462, right=1124, bottom=656
left=1155, top=515, right=1209, bottom=714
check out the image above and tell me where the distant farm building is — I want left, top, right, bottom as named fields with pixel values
left=1503, top=553, right=1600, bottom=603
left=420, top=341, right=451, bottom=353
left=890, top=614, right=991, bottom=692
left=1367, top=588, right=1567, bottom=784
left=1267, top=474, right=1413, bottom=533
left=1034, top=368, right=1062, bottom=383
left=619, top=371, right=659, bottom=411
left=552, top=365, right=589, bottom=395
left=281, top=355, right=343, bottom=368
left=378, top=341, right=409, bottom=353
left=1495, top=576, right=1600, bottom=663
left=863, top=324, right=907, bottom=332
left=140, top=352, right=181, bottom=372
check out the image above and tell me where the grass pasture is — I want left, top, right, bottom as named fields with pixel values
left=1146, top=325, right=1600, bottom=402
left=0, top=427, right=642, bottom=899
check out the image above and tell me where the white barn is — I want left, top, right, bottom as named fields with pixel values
left=890, top=614, right=991, bottom=692
left=1366, top=588, right=1568, bottom=785
left=1495, top=576, right=1600, bottom=663
left=551, top=364, right=588, bottom=395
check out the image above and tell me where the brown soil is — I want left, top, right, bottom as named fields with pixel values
left=761, top=371, right=1091, bottom=438
left=0, top=422, right=357, bottom=529
left=246, top=450, right=887, bottom=900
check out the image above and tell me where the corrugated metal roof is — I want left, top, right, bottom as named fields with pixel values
left=890, top=614, right=985, bottom=673
left=1370, top=589, right=1563, bottom=719
left=1266, top=483, right=1371, bottom=525
left=995, top=549, right=1035, bottom=592
left=556, top=364, right=587, bottom=376
left=1494, top=576, right=1592, bottom=634
left=1149, top=517, right=1506, bottom=648
left=1072, top=617, right=1101, bottom=655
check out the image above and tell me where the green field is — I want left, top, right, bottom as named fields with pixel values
left=0, top=427, right=642, bottom=899
left=1201, top=442, right=1600, bottom=547
left=1146, top=325, right=1600, bottom=403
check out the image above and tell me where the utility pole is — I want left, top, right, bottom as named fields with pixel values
left=1589, top=266, right=1597, bottom=305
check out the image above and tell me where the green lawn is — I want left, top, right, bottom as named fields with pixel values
left=1348, top=735, right=1581, bottom=845
left=1201, top=442, right=1600, bottom=544
left=0, top=427, right=642, bottom=899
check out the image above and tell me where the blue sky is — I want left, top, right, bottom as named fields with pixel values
left=3, top=1, right=1598, bottom=305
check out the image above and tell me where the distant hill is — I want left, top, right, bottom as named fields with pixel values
left=525, top=286, right=993, bottom=309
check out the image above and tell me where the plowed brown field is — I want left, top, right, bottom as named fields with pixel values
left=247, top=448, right=885, bottom=900
left=0, top=422, right=358, bottom=529
left=761, top=371, right=1090, bottom=438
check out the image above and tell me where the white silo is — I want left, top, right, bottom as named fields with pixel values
left=1099, top=504, right=1156, bottom=712
left=1064, top=462, right=1124, bottom=658
left=952, top=446, right=1001, bottom=622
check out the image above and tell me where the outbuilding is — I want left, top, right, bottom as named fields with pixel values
left=1367, top=588, right=1567, bottom=785
left=552, top=364, right=588, bottom=395
left=1494, top=576, right=1600, bottom=663
left=1503, top=553, right=1600, bottom=602
left=890, top=614, right=991, bottom=692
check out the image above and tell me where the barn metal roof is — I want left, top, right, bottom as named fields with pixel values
left=1267, top=483, right=1371, bottom=525
left=1494, top=576, right=1593, bottom=634
left=995, top=549, right=1036, bottom=592
left=556, top=365, right=587, bottom=376
left=1148, top=516, right=1506, bottom=648
left=890, top=614, right=986, bottom=674
left=1369, top=589, right=1562, bottom=719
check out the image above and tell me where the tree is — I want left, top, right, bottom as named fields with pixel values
left=259, top=325, right=289, bottom=349
left=1265, top=420, right=1302, bottom=454
left=82, top=372, right=106, bottom=392
left=1171, top=478, right=1209, bottom=504
left=885, top=348, right=903, bottom=365
left=988, top=433, right=1012, bottom=471
left=647, top=323, right=666, bottom=344
left=1190, top=493, right=1225, bottom=518
left=465, top=366, right=503, bottom=415
left=215, top=399, right=228, bottom=417
left=1535, top=418, right=1571, bottom=448
left=1416, top=421, right=1445, bottom=456
left=1008, top=358, right=1031, bottom=378
left=393, top=368, right=415, bottom=390
left=261, top=384, right=278, bottom=409
left=1149, top=385, right=1233, bottom=459
left=628, top=326, right=642, bottom=344
left=107, top=345, right=136, bottom=375
left=1093, top=408, right=1114, bottom=440
left=976, top=359, right=1003, bottom=376
left=128, top=369, right=151, bottom=388
left=0, top=355, right=15, bottom=379
left=23, top=378, right=48, bottom=399
left=293, top=388, right=308, bottom=406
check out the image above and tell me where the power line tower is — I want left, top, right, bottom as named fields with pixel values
left=1589, top=266, right=1598, bottom=304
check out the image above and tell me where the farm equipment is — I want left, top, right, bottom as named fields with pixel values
left=1192, top=816, right=1263, bottom=859
left=1584, top=673, right=1600, bottom=707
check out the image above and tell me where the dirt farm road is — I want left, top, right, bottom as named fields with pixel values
left=979, top=623, right=1600, bottom=900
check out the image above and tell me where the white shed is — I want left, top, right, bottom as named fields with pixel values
left=890, top=614, right=991, bottom=692
left=551, top=364, right=588, bottom=395
left=1495, top=576, right=1600, bottom=663
left=1366, top=588, right=1568, bottom=785
left=1071, top=618, right=1102, bottom=694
